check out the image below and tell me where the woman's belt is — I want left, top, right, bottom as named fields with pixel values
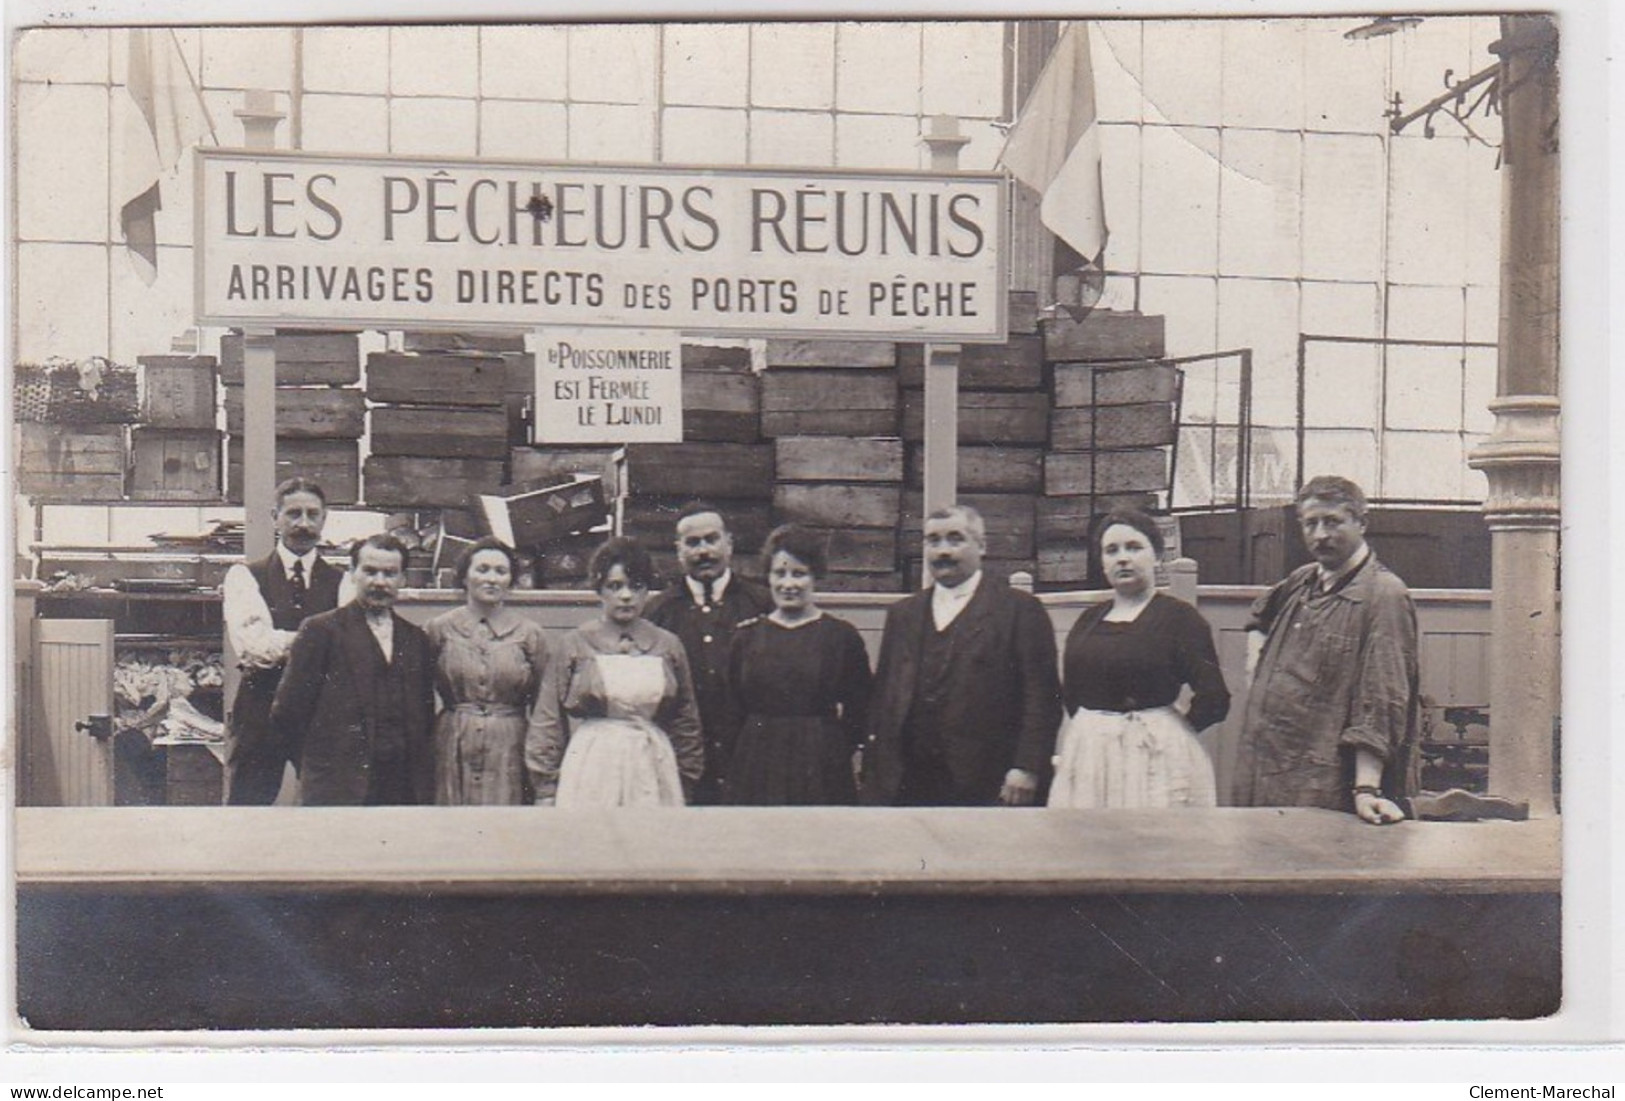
left=450, top=702, right=525, bottom=717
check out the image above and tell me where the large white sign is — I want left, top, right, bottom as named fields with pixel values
left=195, top=150, right=1008, bottom=341
left=534, top=328, right=683, bottom=444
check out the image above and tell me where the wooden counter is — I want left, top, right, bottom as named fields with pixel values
left=14, top=808, right=1561, bottom=1030
left=15, top=806, right=1558, bottom=895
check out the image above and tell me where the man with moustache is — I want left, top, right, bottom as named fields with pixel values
left=862, top=504, right=1063, bottom=806
left=222, top=477, right=345, bottom=804
left=271, top=533, right=436, bottom=805
left=1233, top=475, right=1420, bottom=824
left=645, top=501, right=771, bottom=803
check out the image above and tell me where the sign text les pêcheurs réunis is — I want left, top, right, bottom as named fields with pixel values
left=195, top=150, right=1008, bottom=341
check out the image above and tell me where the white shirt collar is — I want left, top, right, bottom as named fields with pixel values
left=685, top=570, right=731, bottom=605
left=276, top=543, right=318, bottom=579
left=933, top=569, right=983, bottom=601
left=931, top=569, right=983, bottom=630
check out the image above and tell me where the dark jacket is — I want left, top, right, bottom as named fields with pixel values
left=645, top=573, right=772, bottom=794
left=270, top=603, right=436, bottom=806
left=861, top=576, right=1063, bottom=805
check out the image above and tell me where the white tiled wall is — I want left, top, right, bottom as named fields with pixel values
left=1092, top=15, right=1504, bottom=502
left=14, top=17, right=1505, bottom=506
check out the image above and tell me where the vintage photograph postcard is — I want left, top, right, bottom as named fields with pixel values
left=6, top=5, right=1598, bottom=1047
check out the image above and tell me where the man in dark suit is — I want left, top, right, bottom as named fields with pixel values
left=645, top=500, right=770, bottom=803
left=863, top=504, right=1063, bottom=806
left=270, top=533, right=435, bottom=806
left=223, top=477, right=345, bottom=805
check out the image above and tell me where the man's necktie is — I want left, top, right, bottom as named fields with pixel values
left=701, top=579, right=715, bottom=609
left=290, top=559, right=306, bottom=610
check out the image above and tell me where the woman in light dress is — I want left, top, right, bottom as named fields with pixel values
left=424, top=537, right=549, bottom=805
left=1048, top=508, right=1229, bottom=808
left=526, top=537, right=703, bottom=806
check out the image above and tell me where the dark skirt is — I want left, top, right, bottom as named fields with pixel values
left=725, top=713, right=857, bottom=806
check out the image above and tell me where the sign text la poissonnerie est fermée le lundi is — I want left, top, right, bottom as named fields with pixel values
left=194, top=151, right=1009, bottom=342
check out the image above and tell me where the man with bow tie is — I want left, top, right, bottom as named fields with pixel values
left=644, top=501, right=770, bottom=803
left=222, top=477, right=345, bottom=804
left=862, top=503, right=1062, bottom=806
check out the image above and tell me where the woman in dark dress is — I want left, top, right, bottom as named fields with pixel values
left=725, top=524, right=873, bottom=805
left=1048, top=508, right=1230, bottom=808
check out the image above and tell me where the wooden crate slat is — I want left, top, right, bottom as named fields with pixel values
left=224, top=386, right=365, bottom=439
left=220, top=331, right=361, bottom=385
left=138, top=356, right=218, bottom=430
left=369, top=406, right=510, bottom=459
left=366, top=352, right=507, bottom=406
left=776, top=436, right=904, bottom=483
left=1053, top=362, right=1179, bottom=407
left=621, top=443, right=775, bottom=500
left=1050, top=403, right=1176, bottom=451
left=774, top=484, right=900, bottom=529
left=363, top=456, right=505, bottom=508
left=1044, top=311, right=1166, bottom=362
left=227, top=438, right=361, bottom=505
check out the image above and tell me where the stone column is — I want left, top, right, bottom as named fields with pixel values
left=1466, top=15, right=1560, bottom=816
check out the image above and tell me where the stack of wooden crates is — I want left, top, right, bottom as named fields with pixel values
left=223, top=332, right=364, bottom=504
left=1037, top=312, right=1172, bottom=587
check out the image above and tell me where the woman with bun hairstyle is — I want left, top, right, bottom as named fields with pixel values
left=1048, top=509, right=1229, bottom=808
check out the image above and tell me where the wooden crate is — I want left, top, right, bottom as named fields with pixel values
left=682, top=344, right=752, bottom=371
left=511, top=446, right=620, bottom=489
left=16, top=422, right=126, bottom=498
left=818, top=571, right=906, bottom=594
left=403, top=331, right=526, bottom=354
left=366, top=352, right=507, bottom=406
left=776, top=436, right=904, bottom=483
left=1044, top=310, right=1166, bottom=362
left=897, top=334, right=1044, bottom=390
left=221, top=331, right=361, bottom=385
left=803, top=526, right=899, bottom=574
left=1037, top=545, right=1093, bottom=586
left=901, top=491, right=1036, bottom=560
left=370, top=406, right=510, bottom=459
left=905, top=445, right=1042, bottom=493
left=774, top=484, right=900, bottom=529
left=227, top=438, right=361, bottom=505
left=901, top=390, right=1050, bottom=445
left=760, top=370, right=897, bottom=437
left=1053, top=362, right=1179, bottom=407
left=363, top=456, right=505, bottom=508
left=764, top=339, right=895, bottom=369
left=621, top=443, right=775, bottom=499
left=683, top=369, right=761, bottom=444
left=130, top=428, right=221, bottom=501
left=224, top=386, right=365, bottom=439
left=1050, top=403, right=1176, bottom=451
left=138, top=356, right=218, bottom=429
left=16, top=470, right=126, bottom=501
left=1045, top=449, right=1169, bottom=497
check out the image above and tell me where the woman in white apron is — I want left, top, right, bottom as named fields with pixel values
left=1048, top=508, right=1229, bottom=808
left=526, top=537, right=704, bottom=806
